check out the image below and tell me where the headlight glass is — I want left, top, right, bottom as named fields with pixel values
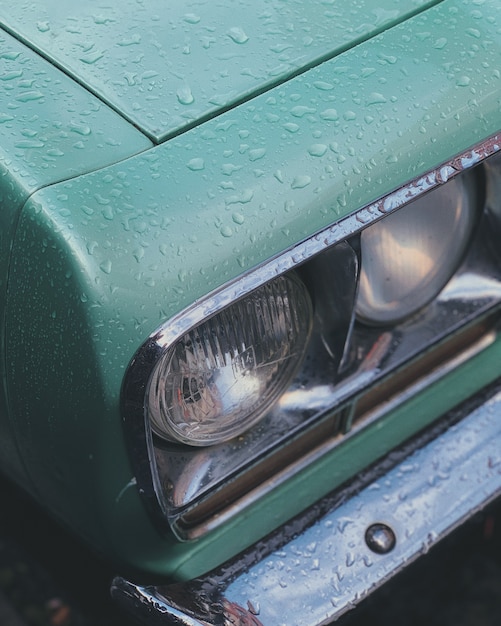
left=148, top=273, right=313, bottom=446
left=356, top=175, right=477, bottom=325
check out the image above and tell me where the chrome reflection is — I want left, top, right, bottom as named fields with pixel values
left=113, top=384, right=501, bottom=626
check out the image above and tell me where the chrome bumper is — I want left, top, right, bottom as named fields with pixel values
left=112, top=386, right=501, bottom=626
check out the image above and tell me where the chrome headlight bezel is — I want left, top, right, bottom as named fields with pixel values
left=122, top=133, right=501, bottom=539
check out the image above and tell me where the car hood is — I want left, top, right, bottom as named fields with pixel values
left=0, top=0, right=440, bottom=143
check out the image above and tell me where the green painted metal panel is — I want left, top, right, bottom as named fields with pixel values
left=4, top=0, right=501, bottom=577
left=0, top=29, right=152, bottom=489
left=0, top=0, right=442, bottom=143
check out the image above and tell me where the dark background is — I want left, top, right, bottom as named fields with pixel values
left=0, top=473, right=500, bottom=626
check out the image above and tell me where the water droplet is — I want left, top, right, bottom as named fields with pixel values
left=433, top=37, right=448, bottom=49
left=37, top=21, right=50, bottom=32
left=232, top=212, right=244, bottom=224
left=102, top=206, right=114, bottom=220
left=15, top=139, right=45, bottom=149
left=0, top=70, right=23, bottom=81
left=367, top=92, right=387, bottom=105
left=378, top=53, right=397, bottom=64
left=93, top=14, right=113, bottom=25
left=220, top=225, right=233, bottom=237
left=269, top=42, right=292, bottom=54
left=80, top=50, right=104, bottom=65
left=456, top=75, right=471, bottom=87
left=221, top=163, right=242, bottom=176
left=248, top=148, right=266, bottom=161
left=488, top=456, right=501, bottom=469
left=247, top=600, right=260, bottom=616
left=70, top=122, right=92, bottom=136
left=100, top=259, right=112, bottom=274
left=466, top=27, right=481, bottom=39
left=336, top=517, right=353, bottom=533
left=118, top=34, right=141, bottom=46
left=361, top=67, right=377, bottom=78
left=177, top=85, right=194, bottom=105
left=0, top=51, right=20, bottom=61
left=227, top=27, right=249, bottom=44
left=225, top=189, right=253, bottom=205
left=291, top=175, right=311, bottom=189
left=16, top=91, right=44, bottom=102
left=320, top=109, right=339, bottom=121
left=291, top=105, right=316, bottom=118
left=183, top=13, right=201, bottom=24
left=187, top=158, right=205, bottom=171
left=308, top=144, right=327, bottom=157
left=313, top=81, right=334, bottom=91
left=133, top=247, right=144, bottom=263
left=94, top=192, right=110, bottom=207
left=87, top=241, right=98, bottom=255
left=283, top=122, right=299, bottom=133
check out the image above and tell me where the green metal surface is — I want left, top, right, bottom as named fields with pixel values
left=0, top=29, right=152, bottom=490
left=0, top=0, right=441, bottom=143
left=3, top=0, right=501, bottom=578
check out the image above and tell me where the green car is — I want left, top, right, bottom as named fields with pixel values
left=1, top=0, right=501, bottom=623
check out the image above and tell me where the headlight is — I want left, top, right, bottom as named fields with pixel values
left=123, top=135, right=501, bottom=540
left=356, top=175, right=478, bottom=325
left=147, top=273, right=313, bottom=446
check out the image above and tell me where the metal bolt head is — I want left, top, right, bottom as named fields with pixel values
left=365, top=523, right=396, bottom=554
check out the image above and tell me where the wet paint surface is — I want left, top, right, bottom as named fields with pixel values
left=0, top=29, right=151, bottom=492
left=2, top=0, right=501, bottom=579
left=1, top=0, right=440, bottom=142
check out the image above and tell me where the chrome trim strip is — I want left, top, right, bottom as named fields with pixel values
left=113, top=383, right=501, bottom=626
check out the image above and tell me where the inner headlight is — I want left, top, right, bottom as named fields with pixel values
left=147, top=273, right=313, bottom=446
left=356, top=174, right=478, bottom=325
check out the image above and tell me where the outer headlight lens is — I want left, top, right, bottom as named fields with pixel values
left=148, top=273, right=312, bottom=446
left=356, top=175, right=477, bottom=325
